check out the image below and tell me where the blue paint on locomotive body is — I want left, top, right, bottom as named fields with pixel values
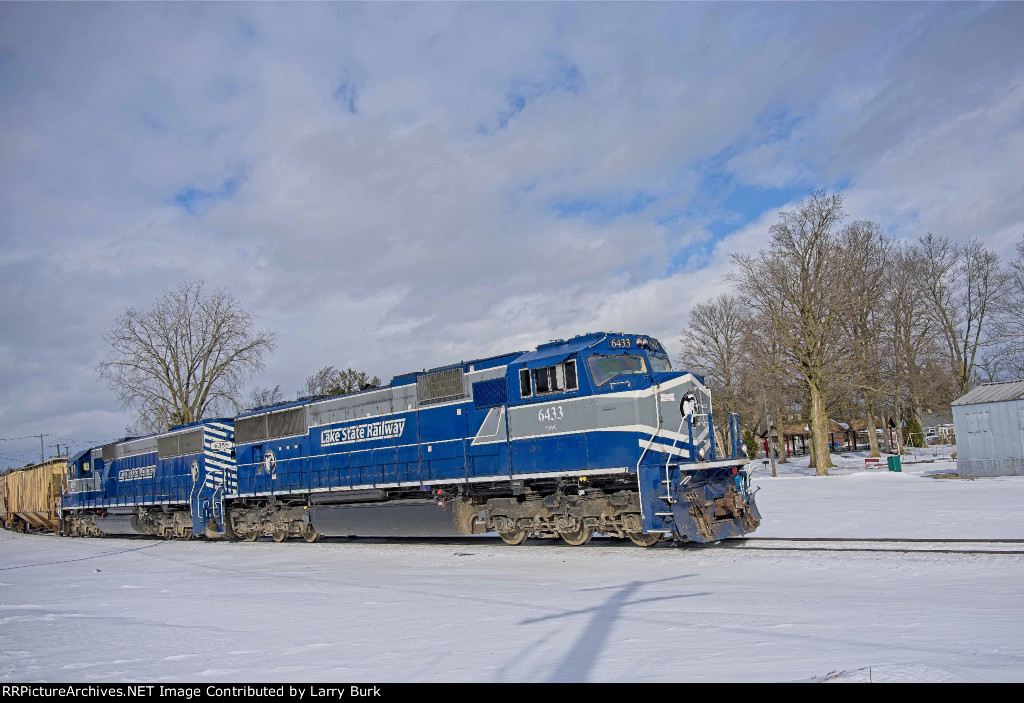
left=63, top=419, right=235, bottom=536
left=230, top=331, right=759, bottom=542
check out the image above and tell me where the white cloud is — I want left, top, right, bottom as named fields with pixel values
left=0, top=2, right=1022, bottom=460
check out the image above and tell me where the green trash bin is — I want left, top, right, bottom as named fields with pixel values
left=887, top=455, right=902, bottom=472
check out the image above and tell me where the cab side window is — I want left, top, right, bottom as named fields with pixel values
left=522, top=359, right=578, bottom=397
left=519, top=369, right=532, bottom=398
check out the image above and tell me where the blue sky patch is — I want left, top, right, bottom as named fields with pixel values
left=708, top=183, right=808, bottom=237
left=551, top=191, right=656, bottom=223
left=481, top=55, right=584, bottom=133
left=236, top=17, right=257, bottom=41
left=172, top=169, right=247, bottom=216
left=333, top=80, right=358, bottom=114
left=754, top=107, right=803, bottom=143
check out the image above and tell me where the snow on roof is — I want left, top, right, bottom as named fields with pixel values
left=952, top=380, right=1024, bottom=406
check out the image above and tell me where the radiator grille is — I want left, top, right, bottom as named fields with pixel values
left=156, top=435, right=178, bottom=458
left=156, top=429, right=204, bottom=458
left=417, top=368, right=465, bottom=405
left=268, top=407, right=307, bottom=439
left=118, top=437, right=157, bottom=458
left=235, top=415, right=268, bottom=445
left=177, top=429, right=203, bottom=455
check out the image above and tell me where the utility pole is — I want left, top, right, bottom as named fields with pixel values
left=37, top=434, right=46, bottom=463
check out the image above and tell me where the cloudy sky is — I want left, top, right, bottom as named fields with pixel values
left=1, top=2, right=1022, bottom=465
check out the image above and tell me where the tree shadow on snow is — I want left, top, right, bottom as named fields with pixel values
left=514, top=574, right=708, bottom=682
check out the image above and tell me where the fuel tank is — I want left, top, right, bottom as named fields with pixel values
left=309, top=498, right=462, bottom=537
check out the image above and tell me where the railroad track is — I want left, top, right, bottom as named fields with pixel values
left=275, top=535, right=1024, bottom=554
left=721, top=537, right=1024, bottom=555
left=6, top=530, right=1021, bottom=554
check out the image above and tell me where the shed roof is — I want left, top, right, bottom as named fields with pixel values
left=828, top=419, right=848, bottom=433
left=847, top=416, right=884, bottom=432
left=952, top=380, right=1024, bottom=406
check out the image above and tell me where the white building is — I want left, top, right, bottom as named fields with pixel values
left=951, top=380, right=1024, bottom=477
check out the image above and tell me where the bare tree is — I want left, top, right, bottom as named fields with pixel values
left=732, top=190, right=849, bottom=475
left=677, top=293, right=749, bottom=448
left=97, top=280, right=277, bottom=433
left=991, top=234, right=1024, bottom=379
left=306, top=366, right=382, bottom=397
left=838, top=220, right=892, bottom=458
left=247, top=385, right=284, bottom=411
left=918, top=233, right=1010, bottom=397
left=882, top=244, right=959, bottom=453
left=739, top=311, right=798, bottom=473
left=305, top=366, right=339, bottom=397
left=335, top=367, right=382, bottom=394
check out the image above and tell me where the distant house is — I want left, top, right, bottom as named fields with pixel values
left=951, top=381, right=1024, bottom=477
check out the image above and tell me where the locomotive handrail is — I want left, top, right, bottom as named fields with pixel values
left=635, top=383, right=663, bottom=521
left=707, top=413, right=717, bottom=462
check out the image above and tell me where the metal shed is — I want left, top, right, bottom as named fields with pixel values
left=951, top=380, right=1024, bottom=477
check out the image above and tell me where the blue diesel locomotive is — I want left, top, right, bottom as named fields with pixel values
left=60, top=332, right=760, bottom=546
left=62, top=419, right=234, bottom=539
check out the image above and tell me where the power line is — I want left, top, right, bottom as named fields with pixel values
left=0, top=453, right=39, bottom=463
left=0, top=435, right=103, bottom=443
left=0, top=448, right=44, bottom=457
left=51, top=436, right=103, bottom=444
left=0, top=436, right=102, bottom=453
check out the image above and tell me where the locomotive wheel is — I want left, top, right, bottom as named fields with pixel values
left=559, top=526, right=594, bottom=546
left=271, top=526, right=289, bottom=543
left=498, top=529, right=528, bottom=545
left=626, top=531, right=660, bottom=547
left=243, top=528, right=260, bottom=542
left=302, top=524, right=320, bottom=543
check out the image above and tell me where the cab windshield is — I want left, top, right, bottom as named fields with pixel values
left=649, top=355, right=672, bottom=373
left=587, top=354, right=648, bottom=386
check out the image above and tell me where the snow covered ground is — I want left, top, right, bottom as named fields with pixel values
left=1, top=449, right=1022, bottom=683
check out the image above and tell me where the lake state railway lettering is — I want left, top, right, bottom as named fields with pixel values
left=321, top=419, right=406, bottom=447
left=118, top=466, right=156, bottom=482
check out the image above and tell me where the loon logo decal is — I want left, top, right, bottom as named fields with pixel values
left=680, top=392, right=698, bottom=418
left=263, top=449, right=277, bottom=474
left=321, top=418, right=407, bottom=447
left=190, top=459, right=200, bottom=481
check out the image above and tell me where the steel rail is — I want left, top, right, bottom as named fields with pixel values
left=720, top=537, right=1024, bottom=556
